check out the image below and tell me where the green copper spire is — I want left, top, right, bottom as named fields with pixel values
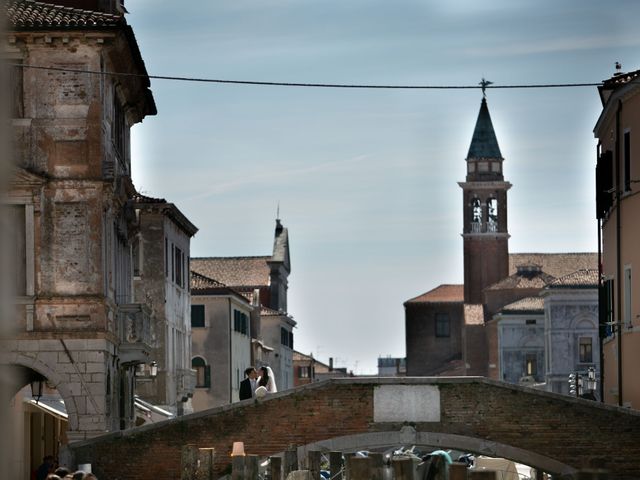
left=466, top=96, right=502, bottom=160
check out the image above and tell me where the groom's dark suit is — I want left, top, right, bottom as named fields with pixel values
left=239, top=377, right=253, bottom=400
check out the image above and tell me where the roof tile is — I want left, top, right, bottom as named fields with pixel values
left=7, top=0, right=122, bottom=29
left=547, top=268, right=599, bottom=289
left=191, top=257, right=271, bottom=289
left=405, top=284, right=464, bottom=304
left=509, top=253, right=597, bottom=279
left=501, top=296, right=544, bottom=314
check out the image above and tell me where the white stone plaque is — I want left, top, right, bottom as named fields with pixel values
left=373, top=385, right=441, bottom=422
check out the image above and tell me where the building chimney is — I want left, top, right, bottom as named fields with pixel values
left=329, top=357, right=334, bottom=372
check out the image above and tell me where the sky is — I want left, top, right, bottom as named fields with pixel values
left=127, top=1, right=640, bottom=374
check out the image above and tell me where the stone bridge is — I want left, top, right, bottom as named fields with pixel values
left=69, top=377, right=640, bottom=479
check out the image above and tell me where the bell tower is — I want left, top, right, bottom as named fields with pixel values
left=459, top=83, right=511, bottom=304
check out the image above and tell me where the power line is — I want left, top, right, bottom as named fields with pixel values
left=10, top=63, right=604, bottom=90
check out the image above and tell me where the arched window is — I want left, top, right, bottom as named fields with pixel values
left=192, top=356, right=210, bottom=388
left=471, top=198, right=482, bottom=232
left=487, top=198, right=498, bottom=231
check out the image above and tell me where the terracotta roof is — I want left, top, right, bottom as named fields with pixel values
left=260, top=306, right=281, bottom=316
left=486, top=265, right=555, bottom=291
left=509, top=253, right=597, bottom=279
left=405, top=284, right=464, bottom=304
left=191, top=257, right=271, bottom=288
left=463, top=304, right=484, bottom=325
left=501, top=296, right=544, bottom=314
left=7, top=0, right=123, bottom=29
left=190, top=271, right=226, bottom=290
left=547, top=269, right=599, bottom=289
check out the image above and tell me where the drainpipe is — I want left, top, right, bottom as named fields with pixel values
left=615, top=99, right=623, bottom=407
left=229, top=297, right=233, bottom=404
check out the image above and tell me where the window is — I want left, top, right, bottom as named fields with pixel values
left=579, top=337, right=593, bottom=363
left=624, top=130, right=631, bottom=192
left=624, top=266, right=632, bottom=326
left=10, top=65, right=23, bottom=118
left=526, top=319, right=536, bottom=325
left=191, top=305, right=205, bottom=328
left=174, top=246, right=183, bottom=287
left=8, top=205, right=27, bottom=296
left=192, top=357, right=210, bottom=388
left=599, top=278, right=614, bottom=337
left=113, top=94, right=126, bottom=164
left=299, top=366, right=311, bottom=379
left=164, top=237, right=168, bottom=278
left=468, top=163, right=476, bottom=173
left=487, top=198, right=498, bottom=226
left=472, top=198, right=482, bottom=223
left=435, top=313, right=450, bottom=337
left=281, top=327, right=293, bottom=348
left=132, top=235, right=141, bottom=277
left=525, top=354, right=537, bottom=376
left=233, top=310, right=248, bottom=335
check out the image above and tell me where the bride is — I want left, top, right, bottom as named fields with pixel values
left=257, top=365, right=277, bottom=394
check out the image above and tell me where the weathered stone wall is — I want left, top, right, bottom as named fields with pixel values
left=69, top=378, right=640, bottom=480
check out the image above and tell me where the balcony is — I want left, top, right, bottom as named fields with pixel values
left=117, top=303, right=152, bottom=365
left=469, top=221, right=499, bottom=234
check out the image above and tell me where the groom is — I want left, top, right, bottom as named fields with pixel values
left=239, top=367, right=258, bottom=400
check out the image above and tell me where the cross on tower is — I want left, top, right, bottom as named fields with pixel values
left=479, top=78, right=493, bottom=98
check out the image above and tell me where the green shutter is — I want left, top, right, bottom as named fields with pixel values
left=204, top=365, right=211, bottom=388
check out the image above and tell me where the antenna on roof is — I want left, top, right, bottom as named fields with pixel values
left=479, top=78, right=493, bottom=98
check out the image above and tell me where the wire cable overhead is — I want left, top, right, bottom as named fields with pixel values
left=11, top=63, right=603, bottom=90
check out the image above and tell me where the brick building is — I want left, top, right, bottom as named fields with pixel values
left=405, top=94, right=597, bottom=385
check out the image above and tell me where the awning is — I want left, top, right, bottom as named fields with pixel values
left=134, top=395, right=175, bottom=423
left=25, top=396, right=68, bottom=422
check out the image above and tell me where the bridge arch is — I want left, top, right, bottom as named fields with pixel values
left=297, top=428, right=576, bottom=476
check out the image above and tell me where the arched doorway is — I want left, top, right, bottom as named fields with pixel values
left=0, top=359, right=77, bottom=479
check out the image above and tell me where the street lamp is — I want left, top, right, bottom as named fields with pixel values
left=149, top=361, right=158, bottom=378
left=30, top=379, right=43, bottom=404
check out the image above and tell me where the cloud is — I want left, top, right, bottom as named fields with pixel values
left=462, top=33, right=640, bottom=57
left=182, top=154, right=371, bottom=201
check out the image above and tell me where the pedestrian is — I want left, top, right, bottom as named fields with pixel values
left=239, top=367, right=258, bottom=400
left=257, top=365, right=277, bottom=394
left=35, top=456, right=55, bottom=480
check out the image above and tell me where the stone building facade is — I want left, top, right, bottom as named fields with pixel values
left=3, top=0, right=157, bottom=451
left=131, top=195, right=198, bottom=416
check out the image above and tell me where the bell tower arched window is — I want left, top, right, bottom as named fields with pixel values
left=487, top=198, right=498, bottom=232
left=471, top=198, right=482, bottom=233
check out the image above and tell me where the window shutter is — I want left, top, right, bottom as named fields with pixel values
left=204, top=365, right=211, bottom=388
